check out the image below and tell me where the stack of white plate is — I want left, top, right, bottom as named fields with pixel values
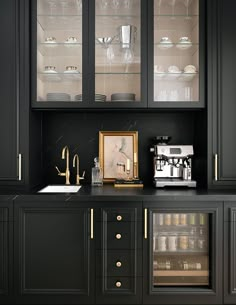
left=111, top=93, right=136, bottom=101
left=47, top=93, right=71, bottom=101
left=95, top=94, right=106, bottom=102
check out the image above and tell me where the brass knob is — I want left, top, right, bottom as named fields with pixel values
left=117, top=215, right=122, bottom=221
left=116, top=233, right=122, bottom=240
left=116, top=281, right=122, bottom=288
left=116, top=261, right=122, bottom=268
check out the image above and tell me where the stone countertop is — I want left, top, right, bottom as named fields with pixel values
left=8, top=184, right=236, bottom=202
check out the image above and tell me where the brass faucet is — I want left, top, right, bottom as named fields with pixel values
left=73, top=154, right=85, bottom=185
left=55, top=146, right=70, bottom=185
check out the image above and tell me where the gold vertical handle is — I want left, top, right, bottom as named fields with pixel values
left=144, top=208, right=148, bottom=239
left=18, top=154, right=22, bottom=181
left=214, top=154, right=218, bottom=181
left=91, top=209, right=94, bottom=240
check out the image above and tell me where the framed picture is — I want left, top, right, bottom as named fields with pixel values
left=99, top=131, right=138, bottom=182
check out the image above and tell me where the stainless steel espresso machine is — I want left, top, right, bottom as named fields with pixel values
left=150, top=136, right=197, bottom=188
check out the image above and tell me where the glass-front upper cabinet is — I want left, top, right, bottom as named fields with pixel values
left=93, top=0, right=146, bottom=107
left=33, top=0, right=86, bottom=108
left=149, top=0, right=204, bottom=107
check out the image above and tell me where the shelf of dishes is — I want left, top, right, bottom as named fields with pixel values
left=38, top=93, right=82, bottom=102
left=153, top=213, right=207, bottom=227
left=153, top=236, right=208, bottom=253
left=37, top=93, right=138, bottom=102
left=38, top=66, right=81, bottom=82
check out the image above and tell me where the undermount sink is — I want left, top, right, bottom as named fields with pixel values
left=38, top=185, right=82, bottom=193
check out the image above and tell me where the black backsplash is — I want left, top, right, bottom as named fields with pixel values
left=42, top=111, right=204, bottom=186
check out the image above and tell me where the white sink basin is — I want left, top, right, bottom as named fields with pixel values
left=38, top=185, right=82, bottom=193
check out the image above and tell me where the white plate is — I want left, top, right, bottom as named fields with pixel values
left=176, top=42, right=193, bottom=50
left=158, top=43, right=174, bottom=50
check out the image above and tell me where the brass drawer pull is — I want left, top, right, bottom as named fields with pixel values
left=116, top=281, right=122, bottom=288
left=214, top=154, right=218, bottom=181
left=116, top=233, right=122, bottom=240
left=117, top=215, right=122, bottom=221
left=18, top=154, right=22, bottom=181
left=91, top=209, right=94, bottom=240
left=116, top=261, right=122, bottom=268
left=144, top=208, right=148, bottom=239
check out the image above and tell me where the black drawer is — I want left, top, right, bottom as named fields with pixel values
left=98, top=277, right=136, bottom=294
left=105, top=222, right=136, bottom=249
left=104, top=209, right=137, bottom=222
left=96, top=250, right=142, bottom=277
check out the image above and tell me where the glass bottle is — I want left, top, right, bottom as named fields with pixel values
left=91, top=157, right=103, bottom=186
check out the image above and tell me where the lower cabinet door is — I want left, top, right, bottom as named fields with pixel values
left=143, top=202, right=223, bottom=305
left=224, top=203, right=236, bottom=304
left=15, top=202, right=95, bottom=304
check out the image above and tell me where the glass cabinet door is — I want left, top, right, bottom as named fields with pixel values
left=94, top=0, right=142, bottom=104
left=153, top=0, right=201, bottom=104
left=152, top=212, right=210, bottom=287
left=36, top=0, right=83, bottom=104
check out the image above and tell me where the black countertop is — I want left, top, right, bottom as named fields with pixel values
left=5, top=185, right=236, bottom=202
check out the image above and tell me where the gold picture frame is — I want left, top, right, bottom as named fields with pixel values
left=99, top=131, right=139, bottom=183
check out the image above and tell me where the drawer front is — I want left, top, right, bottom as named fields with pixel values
left=97, top=206, right=142, bottom=223
left=105, top=222, right=136, bottom=249
left=96, top=250, right=142, bottom=277
left=105, top=209, right=136, bottom=222
left=100, top=277, right=136, bottom=294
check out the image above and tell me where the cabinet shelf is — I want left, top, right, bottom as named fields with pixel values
left=154, top=44, right=199, bottom=56
left=38, top=72, right=82, bottom=82
left=153, top=270, right=209, bottom=277
left=95, top=72, right=140, bottom=75
left=38, top=43, right=82, bottom=56
left=154, top=251, right=208, bottom=255
left=154, top=72, right=198, bottom=82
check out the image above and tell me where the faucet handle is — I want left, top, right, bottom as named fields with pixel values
left=55, top=166, right=65, bottom=176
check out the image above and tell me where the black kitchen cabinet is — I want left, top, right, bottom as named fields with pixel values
left=143, top=201, right=223, bottom=305
left=0, top=0, right=21, bottom=184
left=0, top=0, right=41, bottom=190
left=208, top=0, right=236, bottom=188
left=0, top=197, right=14, bottom=305
left=148, top=0, right=205, bottom=109
left=95, top=203, right=142, bottom=304
left=14, top=198, right=95, bottom=304
left=224, top=202, right=236, bottom=304
left=32, top=0, right=148, bottom=109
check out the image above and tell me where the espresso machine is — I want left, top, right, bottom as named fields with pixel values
left=150, top=136, right=197, bottom=188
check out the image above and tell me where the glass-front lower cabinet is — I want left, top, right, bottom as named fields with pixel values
left=143, top=203, right=223, bottom=305
left=148, top=0, right=205, bottom=108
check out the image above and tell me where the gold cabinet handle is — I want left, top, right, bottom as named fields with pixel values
left=18, top=154, right=22, bottom=181
left=116, top=281, right=122, bottom=288
left=91, top=209, right=94, bottom=239
left=214, top=154, right=218, bottom=181
left=144, top=208, right=148, bottom=239
left=116, top=233, right=122, bottom=240
left=116, top=261, right=122, bottom=268
left=117, top=215, right=122, bottom=221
